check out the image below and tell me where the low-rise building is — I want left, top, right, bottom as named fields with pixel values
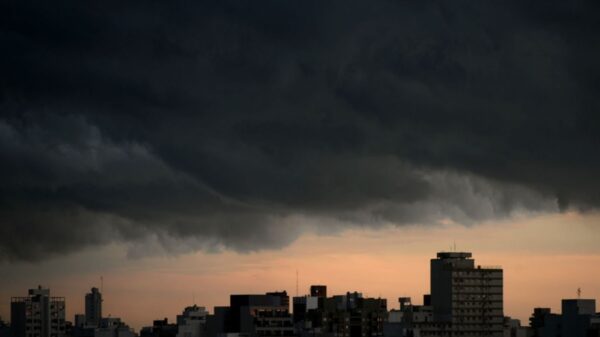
left=177, top=306, right=208, bottom=337
left=94, top=318, right=135, bottom=337
left=502, top=317, right=532, bottom=337
left=527, top=300, right=599, bottom=337
left=0, top=317, right=11, bottom=337
left=141, top=319, right=178, bottom=337
left=206, top=292, right=294, bottom=337
left=294, top=287, right=387, bottom=337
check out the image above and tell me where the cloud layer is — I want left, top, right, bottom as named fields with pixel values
left=1, top=0, right=599, bottom=261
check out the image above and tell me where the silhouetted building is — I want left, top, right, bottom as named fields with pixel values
left=562, top=299, right=596, bottom=337
left=71, top=314, right=94, bottom=337
left=503, top=317, right=531, bottom=337
left=74, top=315, right=86, bottom=329
left=531, top=300, right=598, bottom=337
left=72, top=287, right=105, bottom=337
left=0, top=318, right=11, bottom=337
left=224, top=292, right=294, bottom=337
left=177, top=306, right=208, bottom=337
left=539, top=311, right=561, bottom=337
left=85, top=288, right=103, bottom=328
left=293, top=290, right=323, bottom=335
left=310, top=287, right=327, bottom=298
left=383, top=295, right=435, bottom=337
left=430, top=252, right=504, bottom=336
left=589, top=315, right=600, bottom=337
left=423, top=295, right=431, bottom=307
left=265, top=292, right=290, bottom=310
left=323, top=292, right=387, bottom=337
left=141, top=319, right=178, bottom=337
left=95, top=318, right=135, bottom=337
left=205, top=292, right=294, bottom=337
left=205, top=307, right=230, bottom=337
left=529, top=308, right=552, bottom=337
left=11, top=286, right=66, bottom=337
left=294, top=288, right=387, bottom=337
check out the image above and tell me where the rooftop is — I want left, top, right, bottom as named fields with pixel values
left=436, top=252, right=472, bottom=259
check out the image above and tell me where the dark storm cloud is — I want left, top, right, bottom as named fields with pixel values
left=1, top=0, right=599, bottom=261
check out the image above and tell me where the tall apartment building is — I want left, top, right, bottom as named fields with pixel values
left=11, top=286, right=67, bottom=337
left=430, top=252, right=504, bottom=337
left=85, top=287, right=102, bottom=327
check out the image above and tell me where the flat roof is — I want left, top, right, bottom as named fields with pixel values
left=436, top=252, right=472, bottom=259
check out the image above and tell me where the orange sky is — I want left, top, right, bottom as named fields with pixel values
left=1, top=211, right=599, bottom=330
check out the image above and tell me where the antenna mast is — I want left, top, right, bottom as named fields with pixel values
left=296, top=270, right=299, bottom=297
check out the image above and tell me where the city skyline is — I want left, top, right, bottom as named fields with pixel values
left=2, top=229, right=599, bottom=331
left=3, top=249, right=599, bottom=337
left=2, top=1, right=600, bottom=336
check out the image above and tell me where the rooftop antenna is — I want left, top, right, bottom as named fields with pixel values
left=296, top=270, right=299, bottom=297
left=453, top=240, right=457, bottom=252
left=577, top=287, right=582, bottom=299
left=193, top=292, right=196, bottom=305
left=100, top=276, right=104, bottom=294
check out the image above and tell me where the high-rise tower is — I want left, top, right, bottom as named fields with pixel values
left=430, top=252, right=503, bottom=336
left=85, top=287, right=102, bottom=327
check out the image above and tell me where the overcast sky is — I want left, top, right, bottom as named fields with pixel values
left=1, top=0, right=599, bottom=328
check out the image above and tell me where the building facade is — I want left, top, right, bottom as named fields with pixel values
left=231, top=293, right=294, bottom=337
left=11, top=287, right=66, bottom=337
left=294, top=287, right=387, bottom=337
left=177, top=305, right=208, bottom=337
left=430, top=252, right=504, bottom=336
left=205, top=292, right=294, bottom=337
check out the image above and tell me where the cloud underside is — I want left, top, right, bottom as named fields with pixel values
left=1, top=0, right=599, bottom=261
